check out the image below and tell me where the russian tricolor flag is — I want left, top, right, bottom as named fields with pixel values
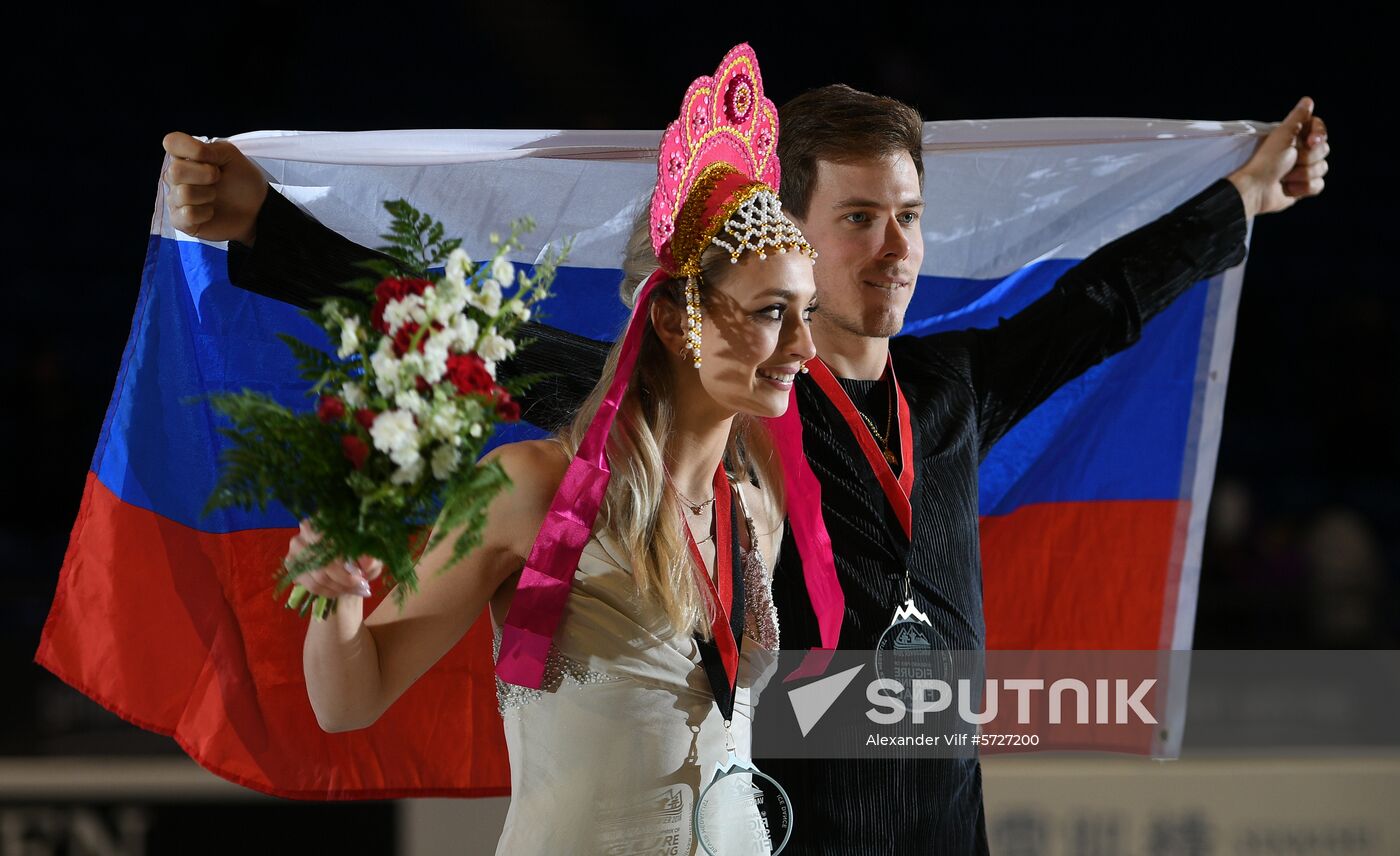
left=37, top=119, right=1258, bottom=797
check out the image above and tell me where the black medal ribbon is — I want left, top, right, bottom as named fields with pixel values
left=692, top=490, right=745, bottom=722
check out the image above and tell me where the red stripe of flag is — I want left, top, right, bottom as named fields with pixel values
left=37, top=473, right=510, bottom=799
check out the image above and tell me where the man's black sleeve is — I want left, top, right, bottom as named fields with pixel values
left=501, top=324, right=610, bottom=432
left=927, top=178, right=1249, bottom=459
left=226, top=187, right=610, bottom=430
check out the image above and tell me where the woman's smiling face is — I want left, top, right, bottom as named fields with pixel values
left=661, top=250, right=819, bottom=420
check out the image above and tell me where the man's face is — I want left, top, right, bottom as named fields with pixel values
left=794, top=152, right=924, bottom=341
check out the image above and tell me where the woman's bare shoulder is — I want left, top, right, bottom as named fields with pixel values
left=480, top=440, right=571, bottom=547
left=485, top=437, right=569, bottom=470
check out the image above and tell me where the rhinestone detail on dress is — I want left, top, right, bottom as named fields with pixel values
left=492, top=631, right=622, bottom=715
left=741, top=530, right=780, bottom=651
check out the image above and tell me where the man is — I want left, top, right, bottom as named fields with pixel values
left=162, top=87, right=1328, bottom=853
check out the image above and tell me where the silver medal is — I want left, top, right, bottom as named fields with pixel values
left=694, top=749, right=793, bottom=855
left=875, top=597, right=954, bottom=689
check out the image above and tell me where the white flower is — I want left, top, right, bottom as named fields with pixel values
left=391, top=457, right=425, bottom=486
left=422, top=337, right=450, bottom=384
left=469, top=423, right=483, bottom=438
left=468, top=278, right=502, bottom=316
left=370, top=339, right=401, bottom=396
left=400, top=352, right=426, bottom=377
left=445, top=247, right=472, bottom=287
left=505, top=299, right=531, bottom=322
left=431, top=444, right=462, bottom=480
left=337, top=316, right=362, bottom=359
left=445, top=286, right=469, bottom=318
left=382, top=293, right=426, bottom=334
left=490, top=257, right=514, bottom=289
left=394, top=390, right=427, bottom=416
left=342, top=383, right=366, bottom=408
left=370, top=409, right=420, bottom=465
left=428, top=284, right=463, bottom=327
left=408, top=290, right=430, bottom=325
left=426, top=405, right=462, bottom=440
left=381, top=299, right=407, bottom=333
left=449, top=316, right=480, bottom=351
left=478, top=332, right=516, bottom=363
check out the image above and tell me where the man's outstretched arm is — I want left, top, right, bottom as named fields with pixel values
left=161, top=132, right=610, bottom=429
left=927, top=98, right=1330, bottom=457
left=228, top=184, right=389, bottom=309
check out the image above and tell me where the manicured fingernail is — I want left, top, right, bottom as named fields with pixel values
left=356, top=581, right=372, bottom=597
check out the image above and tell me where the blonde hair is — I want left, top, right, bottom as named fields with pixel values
left=553, top=205, right=785, bottom=639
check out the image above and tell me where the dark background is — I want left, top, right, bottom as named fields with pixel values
left=3, top=4, right=1393, bottom=755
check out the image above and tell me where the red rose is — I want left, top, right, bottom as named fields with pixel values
left=495, top=390, right=521, bottom=422
left=391, top=320, right=445, bottom=357
left=446, top=352, right=495, bottom=396
left=341, top=434, right=370, bottom=470
left=354, top=409, right=378, bottom=430
left=316, top=395, right=345, bottom=423
left=393, top=322, right=423, bottom=357
left=415, top=375, right=431, bottom=394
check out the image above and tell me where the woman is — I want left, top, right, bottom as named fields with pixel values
left=287, top=44, right=822, bottom=854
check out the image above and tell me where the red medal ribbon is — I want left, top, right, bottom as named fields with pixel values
left=805, top=356, right=915, bottom=540
left=681, top=464, right=739, bottom=694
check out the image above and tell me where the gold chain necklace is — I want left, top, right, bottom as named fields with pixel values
left=663, top=464, right=716, bottom=516
left=856, top=378, right=897, bottom=466
left=675, top=490, right=716, bottom=517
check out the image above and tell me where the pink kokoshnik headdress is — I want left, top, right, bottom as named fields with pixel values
left=495, top=44, right=845, bottom=689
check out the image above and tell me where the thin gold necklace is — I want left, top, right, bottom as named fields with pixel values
left=663, top=464, right=716, bottom=516
left=857, top=378, right=896, bottom=466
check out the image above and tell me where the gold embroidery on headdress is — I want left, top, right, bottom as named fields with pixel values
left=670, top=163, right=815, bottom=278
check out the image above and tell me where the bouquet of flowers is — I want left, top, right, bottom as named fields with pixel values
left=204, top=200, right=566, bottom=619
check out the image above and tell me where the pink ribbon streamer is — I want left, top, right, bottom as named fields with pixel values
left=496, top=269, right=667, bottom=688
left=764, top=395, right=845, bottom=666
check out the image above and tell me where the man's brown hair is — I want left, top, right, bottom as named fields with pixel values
left=777, top=84, right=925, bottom=220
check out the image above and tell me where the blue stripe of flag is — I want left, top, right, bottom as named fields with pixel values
left=94, top=237, right=1203, bottom=532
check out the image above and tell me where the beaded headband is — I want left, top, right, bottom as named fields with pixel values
left=649, top=43, right=815, bottom=278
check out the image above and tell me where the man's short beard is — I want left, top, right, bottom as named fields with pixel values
left=818, top=306, right=904, bottom=342
left=865, top=314, right=904, bottom=339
